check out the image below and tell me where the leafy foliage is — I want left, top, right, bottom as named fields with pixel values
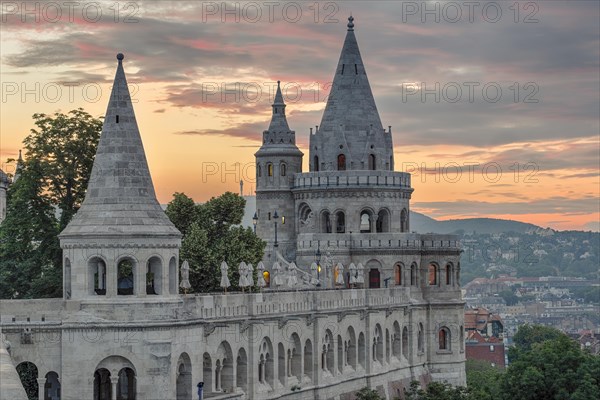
left=466, top=360, right=502, bottom=400
left=355, top=387, right=385, bottom=400
left=0, top=109, right=102, bottom=299
left=166, top=192, right=265, bottom=293
left=16, top=362, right=38, bottom=400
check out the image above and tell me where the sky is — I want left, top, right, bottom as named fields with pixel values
left=0, top=0, right=598, bottom=231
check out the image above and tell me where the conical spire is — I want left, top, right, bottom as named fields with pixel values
left=60, top=53, right=180, bottom=238
left=268, top=81, right=290, bottom=133
left=311, top=16, right=393, bottom=171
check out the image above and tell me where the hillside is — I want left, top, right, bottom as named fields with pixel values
left=410, top=211, right=541, bottom=234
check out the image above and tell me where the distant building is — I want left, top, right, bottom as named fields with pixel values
left=465, top=308, right=504, bottom=339
left=465, top=331, right=505, bottom=368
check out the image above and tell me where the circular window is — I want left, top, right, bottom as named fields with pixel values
left=370, top=145, right=374, bottom=149
left=339, top=145, right=343, bottom=149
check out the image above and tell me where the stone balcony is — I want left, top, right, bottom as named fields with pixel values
left=292, top=170, right=412, bottom=190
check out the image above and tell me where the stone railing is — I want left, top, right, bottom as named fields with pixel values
left=296, top=233, right=461, bottom=252
left=292, top=170, right=411, bottom=190
left=0, top=287, right=417, bottom=326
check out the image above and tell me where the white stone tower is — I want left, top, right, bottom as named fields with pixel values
left=59, top=53, right=182, bottom=300
left=255, top=81, right=303, bottom=261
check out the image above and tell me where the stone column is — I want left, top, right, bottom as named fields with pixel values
left=111, top=375, right=119, bottom=400
left=37, top=377, right=45, bottom=400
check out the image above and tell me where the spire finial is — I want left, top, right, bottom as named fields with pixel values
left=277, top=80, right=281, bottom=87
left=117, top=53, right=124, bottom=64
left=18, top=149, right=22, bottom=160
left=347, top=15, right=354, bottom=31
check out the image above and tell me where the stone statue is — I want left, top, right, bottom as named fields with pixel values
left=180, top=260, right=191, bottom=293
left=220, top=261, right=231, bottom=293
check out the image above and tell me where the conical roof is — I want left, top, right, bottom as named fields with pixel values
left=60, top=54, right=180, bottom=238
left=310, top=16, right=394, bottom=172
left=319, top=16, right=383, bottom=133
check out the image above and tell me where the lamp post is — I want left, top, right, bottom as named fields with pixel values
left=273, top=211, right=279, bottom=247
left=252, top=212, right=258, bottom=234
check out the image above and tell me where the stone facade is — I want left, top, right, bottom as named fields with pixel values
left=0, top=17, right=465, bottom=400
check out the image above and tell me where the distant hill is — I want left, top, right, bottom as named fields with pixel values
left=410, top=211, right=541, bottom=234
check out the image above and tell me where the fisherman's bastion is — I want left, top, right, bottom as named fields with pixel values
left=0, top=17, right=465, bottom=400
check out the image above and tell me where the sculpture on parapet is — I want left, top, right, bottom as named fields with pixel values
left=238, top=262, right=249, bottom=292
left=272, top=262, right=283, bottom=288
left=348, top=263, right=357, bottom=288
left=335, top=263, right=345, bottom=286
left=247, top=263, right=255, bottom=287
left=287, top=262, right=299, bottom=288
left=180, top=260, right=191, bottom=294
left=356, top=263, right=365, bottom=285
left=257, top=262, right=267, bottom=289
left=220, top=261, right=231, bottom=293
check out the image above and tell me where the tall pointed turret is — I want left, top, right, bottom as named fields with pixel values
left=255, top=81, right=303, bottom=261
left=60, top=53, right=180, bottom=238
left=59, top=54, right=181, bottom=300
left=310, top=16, right=394, bottom=172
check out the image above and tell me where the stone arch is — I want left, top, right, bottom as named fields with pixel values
left=337, top=334, right=343, bottom=374
left=277, top=343, right=286, bottom=386
left=358, top=332, right=366, bottom=369
left=457, top=262, right=461, bottom=285
left=410, top=263, right=418, bottom=286
left=16, top=361, right=38, bottom=400
left=216, top=341, right=234, bottom=392
left=385, top=328, right=391, bottom=363
left=45, top=371, right=61, bottom=400
left=400, top=208, right=408, bottom=232
left=176, top=353, right=192, bottom=400
left=169, top=256, right=178, bottom=295
left=359, top=209, right=374, bottom=233
left=335, top=210, right=346, bottom=233
left=428, top=262, right=439, bottom=286
left=439, top=326, right=451, bottom=350
left=368, top=154, right=376, bottom=170
left=376, top=208, right=390, bottom=233
left=88, top=255, right=107, bottom=296
left=236, top=348, right=248, bottom=393
left=202, top=353, right=213, bottom=395
left=280, top=162, right=287, bottom=176
left=64, top=257, right=72, bottom=299
left=445, top=263, right=453, bottom=286
left=93, top=368, right=111, bottom=400
left=392, top=321, right=401, bottom=359
left=418, top=323, right=425, bottom=353
left=321, top=210, right=332, bottom=233
left=337, top=154, right=346, bottom=170
left=258, top=337, right=274, bottom=388
left=303, top=339, right=313, bottom=382
left=373, top=324, right=383, bottom=363
left=394, top=263, right=403, bottom=286
left=267, top=163, right=273, bottom=177
left=402, top=327, right=409, bottom=359
left=117, top=367, right=136, bottom=399
left=117, top=256, right=137, bottom=296
left=346, top=327, right=357, bottom=370
left=290, top=333, right=302, bottom=381
left=322, top=329, right=334, bottom=375
left=146, top=255, right=163, bottom=295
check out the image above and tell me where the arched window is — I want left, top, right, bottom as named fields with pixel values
left=439, top=327, right=451, bottom=350
left=336, top=211, right=345, bottom=233
left=146, top=256, right=162, bottom=295
left=390, top=155, right=394, bottom=171
left=410, top=263, right=417, bottom=286
left=395, top=263, right=402, bottom=285
left=118, top=258, right=135, bottom=295
left=337, top=154, right=346, bottom=171
left=445, top=264, right=452, bottom=285
left=376, top=209, right=390, bottom=232
left=402, top=327, right=409, bottom=359
left=64, top=258, right=71, bottom=299
left=418, top=323, right=425, bottom=353
left=89, top=257, right=106, bottom=296
left=45, top=371, right=61, bottom=400
left=304, top=339, right=313, bottom=381
left=267, top=163, right=273, bottom=177
left=360, top=210, right=372, bottom=233
left=314, top=155, right=319, bottom=172
left=257, top=164, right=262, bottom=177
left=400, top=208, right=408, bottom=232
left=16, top=362, right=38, bottom=399
left=322, top=211, right=332, bottom=233
left=280, top=163, right=286, bottom=176
left=117, top=367, right=136, bottom=399
left=368, top=154, right=376, bottom=170
left=428, top=263, right=438, bottom=286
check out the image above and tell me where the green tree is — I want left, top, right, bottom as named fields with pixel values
left=167, top=192, right=265, bottom=293
left=509, top=324, right=563, bottom=362
left=466, top=359, right=503, bottom=400
left=500, top=326, right=600, bottom=400
left=355, top=387, right=384, bottom=400
left=0, top=159, right=61, bottom=298
left=23, top=108, right=102, bottom=230
left=403, top=380, right=472, bottom=400
left=498, top=290, right=520, bottom=306
left=0, top=109, right=102, bottom=299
